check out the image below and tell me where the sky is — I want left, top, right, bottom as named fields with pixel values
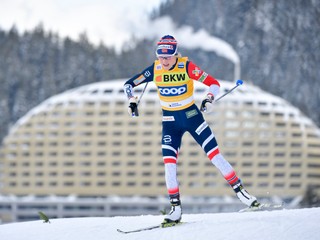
left=0, top=207, right=319, bottom=240
left=0, top=0, right=166, bottom=50
left=0, top=0, right=241, bottom=80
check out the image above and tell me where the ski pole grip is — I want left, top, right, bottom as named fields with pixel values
left=236, top=79, right=243, bottom=86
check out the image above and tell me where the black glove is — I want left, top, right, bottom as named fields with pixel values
left=200, top=93, right=214, bottom=112
left=128, top=97, right=139, bottom=117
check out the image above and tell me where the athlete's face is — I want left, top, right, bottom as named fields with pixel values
left=158, top=56, right=177, bottom=70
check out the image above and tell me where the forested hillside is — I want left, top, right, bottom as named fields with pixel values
left=0, top=0, right=319, bottom=143
left=0, top=26, right=155, bottom=142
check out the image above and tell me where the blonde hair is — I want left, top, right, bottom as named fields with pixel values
left=176, top=52, right=182, bottom=58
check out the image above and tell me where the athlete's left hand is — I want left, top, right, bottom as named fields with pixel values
left=128, top=97, right=139, bottom=117
left=200, top=93, right=214, bottom=112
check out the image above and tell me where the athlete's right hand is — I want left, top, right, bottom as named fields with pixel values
left=128, top=97, right=139, bottom=117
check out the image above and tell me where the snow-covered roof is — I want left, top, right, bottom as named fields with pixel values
left=8, top=79, right=318, bottom=136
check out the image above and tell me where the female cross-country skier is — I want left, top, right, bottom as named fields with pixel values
left=123, top=35, right=260, bottom=225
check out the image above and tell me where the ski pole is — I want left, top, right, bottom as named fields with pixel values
left=214, top=79, right=243, bottom=102
left=137, top=82, right=149, bottom=106
left=131, top=82, right=149, bottom=117
left=200, top=79, right=244, bottom=112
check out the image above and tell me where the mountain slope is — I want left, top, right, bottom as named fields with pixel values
left=0, top=207, right=319, bottom=240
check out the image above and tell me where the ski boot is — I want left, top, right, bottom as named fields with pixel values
left=232, top=180, right=261, bottom=208
left=162, top=198, right=182, bottom=227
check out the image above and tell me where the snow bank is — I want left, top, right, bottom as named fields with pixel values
left=0, top=207, right=319, bottom=240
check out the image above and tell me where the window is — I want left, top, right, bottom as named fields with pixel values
left=112, top=141, right=122, bottom=146
left=188, top=172, right=199, bottom=177
left=100, top=111, right=109, bottom=116
left=242, top=152, right=253, bottom=157
left=290, top=183, right=301, bottom=188
left=258, top=173, right=269, bottom=177
left=274, top=183, right=285, bottom=188
left=274, top=173, right=285, bottom=178
left=290, top=173, right=301, bottom=178
left=112, top=182, right=121, bottom=186
left=242, top=172, right=252, bottom=177
left=242, top=162, right=253, bottom=167
left=274, top=152, right=285, bottom=157
left=244, top=101, right=253, bottom=106
left=275, top=142, right=286, bottom=147
left=258, top=182, right=269, bottom=187
left=243, top=142, right=253, bottom=147
left=258, top=152, right=269, bottom=158
left=97, top=172, right=106, bottom=177
left=224, top=131, right=239, bottom=137
left=142, top=172, right=151, bottom=176
left=258, top=102, right=267, bottom=106
left=127, top=172, right=136, bottom=176
left=290, top=163, right=301, bottom=168
left=259, top=162, right=269, bottom=167
left=112, top=151, right=121, bottom=156
left=225, top=121, right=240, bottom=128
left=259, top=121, right=271, bottom=128
left=64, top=172, right=74, bottom=176
left=260, top=112, right=270, bottom=117
left=223, top=141, right=238, bottom=147
left=242, top=111, right=255, bottom=118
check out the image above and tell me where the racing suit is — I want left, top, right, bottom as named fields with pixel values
left=124, top=57, right=239, bottom=199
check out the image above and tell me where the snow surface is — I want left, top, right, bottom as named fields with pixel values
left=0, top=208, right=319, bottom=240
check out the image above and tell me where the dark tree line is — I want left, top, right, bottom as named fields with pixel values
left=0, top=25, right=155, bottom=142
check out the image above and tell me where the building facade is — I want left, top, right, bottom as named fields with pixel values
left=1, top=79, right=320, bottom=200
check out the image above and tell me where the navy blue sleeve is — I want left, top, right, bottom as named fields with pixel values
left=124, top=63, right=155, bottom=88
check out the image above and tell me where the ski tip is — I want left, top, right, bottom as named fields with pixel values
left=239, top=203, right=284, bottom=212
